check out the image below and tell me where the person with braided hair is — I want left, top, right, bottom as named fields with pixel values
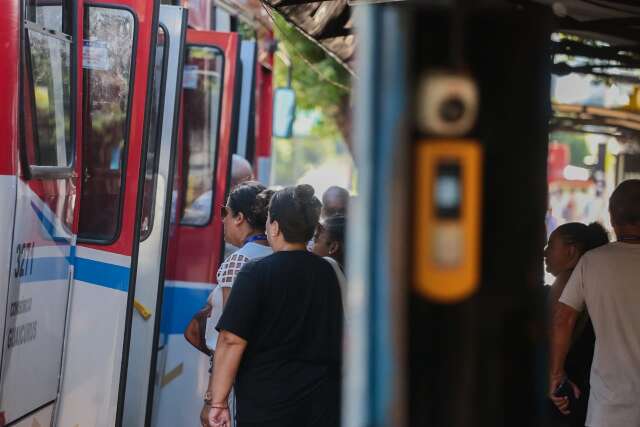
left=207, top=184, right=343, bottom=427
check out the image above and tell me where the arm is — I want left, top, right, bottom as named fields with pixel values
left=207, top=330, right=247, bottom=426
left=549, top=302, right=580, bottom=414
left=208, top=262, right=260, bottom=426
left=184, top=304, right=212, bottom=356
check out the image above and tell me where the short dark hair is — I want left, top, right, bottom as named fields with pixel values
left=228, top=181, right=274, bottom=232
left=554, top=222, right=609, bottom=255
left=610, top=179, right=640, bottom=226
left=269, top=184, right=322, bottom=243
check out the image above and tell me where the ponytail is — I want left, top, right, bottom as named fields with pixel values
left=555, top=222, right=609, bottom=255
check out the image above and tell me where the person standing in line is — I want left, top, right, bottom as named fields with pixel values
left=549, top=180, right=640, bottom=427
left=321, top=186, right=349, bottom=219
left=184, top=181, right=273, bottom=427
left=310, top=215, right=347, bottom=271
left=310, top=215, right=347, bottom=294
left=224, top=155, right=257, bottom=259
left=230, top=154, right=254, bottom=188
left=207, top=184, right=343, bottom=427
left=544, top=222, right=609, bottom=426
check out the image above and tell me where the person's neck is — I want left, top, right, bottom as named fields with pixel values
left=556, top=268, right=573, bottom=284
left=616, top=225, right=640, bottom=244
left=278, top=242, right=307, bottom=252
left=239, top=229, right=268, bottom=246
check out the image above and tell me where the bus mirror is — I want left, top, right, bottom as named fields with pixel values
left=272, top=87, right=296, bottom=138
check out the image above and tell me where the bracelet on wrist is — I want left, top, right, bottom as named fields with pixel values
left=210, top=404, right=228, bottom=410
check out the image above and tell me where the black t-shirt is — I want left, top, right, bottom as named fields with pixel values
left=216, top=250, right=343, bottom=424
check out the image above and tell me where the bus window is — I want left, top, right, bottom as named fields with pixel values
left=78, top=7, right=135, bottom=242
left=25, top=0, right=71, bottom=34
left=22, top=1, right=73, bottom=170
left=141, top=26, right=168, bottom=241
left=180, top=46, right=224, bottom=226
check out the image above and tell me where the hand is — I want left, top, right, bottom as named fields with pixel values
left=208, top=405, right=231, bottom=427
left=549, top=374, right=581, bottom=415
left=200, top=403, right=210, bottom=427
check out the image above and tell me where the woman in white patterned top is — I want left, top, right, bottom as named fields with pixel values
left=200, top=181, right=273, bottom=427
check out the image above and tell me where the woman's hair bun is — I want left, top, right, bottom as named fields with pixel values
left=251, top=189, right=274, bottom=219
left=294, top=184, right=315, bottom=200
left=587, top=222, right=609, bottom=249
left=268, top=185, right=321, bottom=243
left=228, top=181, right=270, bottom=231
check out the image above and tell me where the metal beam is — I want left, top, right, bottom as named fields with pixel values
left=266, top=0, right=326, bottom=7
left=558, top=16, right=640, bottom=46
left=551, top=40, right=640, bottom=64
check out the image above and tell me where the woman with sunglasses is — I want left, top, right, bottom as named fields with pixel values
left=207, top=184, right=343, bottom=427
left=195, top=181, right=273, bottom=427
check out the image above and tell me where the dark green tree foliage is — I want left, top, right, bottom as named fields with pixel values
left=272, top=13, right=352, bottom=142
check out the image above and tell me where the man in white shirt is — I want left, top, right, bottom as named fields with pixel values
left=549, top=179, right=640, bottom=427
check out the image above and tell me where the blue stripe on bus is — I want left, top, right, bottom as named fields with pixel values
left=74, top=257, right=130, bottom=292
left=30, top=200, right=130, bottom=291
left=160, top=286, right=211, bottom=335
left=19, top=257, right=70, bottom=283
left=30, top=201, right=70, bottom=244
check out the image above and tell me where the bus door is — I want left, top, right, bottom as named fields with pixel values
left=0, top=1, right=78, bottom=425
left=237, top=40, right=258, bottom=162
left=120, top=6, right=188, bottom=427
left=154, top=30, right=239, bottom=427
left=53, top=1, right=160, bottom=426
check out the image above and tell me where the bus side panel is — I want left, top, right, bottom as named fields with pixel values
left=122, top=6, right=188, bottom=426
left=0, top=1, right=71, bottom=424
left=56, top=0, right=158, bottom=425
left=0, top=0, right=19, bottom=381
left=0, top=179, right=74, bottom=424
left=0, top=177, right=17, bottom=387
left=8, top=402, right=54, bottom=427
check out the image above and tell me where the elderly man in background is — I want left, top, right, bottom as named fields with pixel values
left=321, top=186, right=349, bottom=219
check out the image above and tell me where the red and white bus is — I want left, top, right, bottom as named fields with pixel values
left=0, top=1, right=274, bottom=425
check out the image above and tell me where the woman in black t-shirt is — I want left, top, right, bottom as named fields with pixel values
left=207, top=185, right=343, bottom=427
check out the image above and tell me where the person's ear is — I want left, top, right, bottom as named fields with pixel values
left=272, top=220, right=281, bottom=238
left=567, top=244, right=579, bottom=263
left=328, top=241, right=340, bottom=255
left=234, top=211, right=245, bottom=226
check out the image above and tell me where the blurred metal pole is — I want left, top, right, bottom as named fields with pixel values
left=344, top=4, right=409, bottom=427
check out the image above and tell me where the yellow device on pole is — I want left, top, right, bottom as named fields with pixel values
left=413, top=140, right=482, bottom=302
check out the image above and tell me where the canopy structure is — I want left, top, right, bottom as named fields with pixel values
left=260, top=0, right=355, bottom=72
left=258, top=0, right=640, bottom=76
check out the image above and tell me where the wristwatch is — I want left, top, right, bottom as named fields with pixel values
left=203, top=391, right=212, bottom=404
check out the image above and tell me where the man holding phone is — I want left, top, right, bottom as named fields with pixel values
left=549, top=180, right=640, bottom=427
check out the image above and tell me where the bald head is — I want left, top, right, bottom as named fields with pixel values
left=231, top=154, right=254, bottom=189
left=322, top=186, right=349, bottom=218
left=610, top=179, right=640, bottom=228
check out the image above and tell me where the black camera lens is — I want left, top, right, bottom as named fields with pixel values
left=439, top=97, right=466, bottom=122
